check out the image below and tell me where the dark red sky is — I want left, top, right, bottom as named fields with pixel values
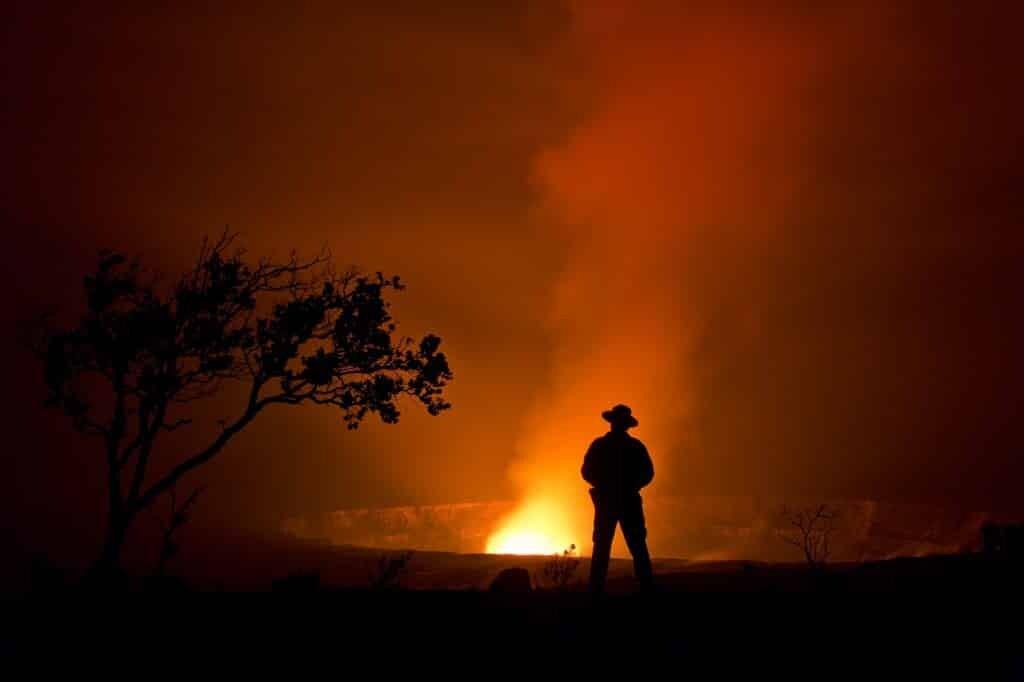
left=2, top=1, right=1022, bottom=554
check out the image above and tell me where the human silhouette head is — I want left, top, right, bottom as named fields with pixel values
left=602, top=404, right=638, bottom=432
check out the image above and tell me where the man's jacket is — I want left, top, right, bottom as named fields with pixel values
left=581, top=431, right=654, bottom=498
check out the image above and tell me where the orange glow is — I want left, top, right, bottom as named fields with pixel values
left=485, top=498, right=577, bottom=555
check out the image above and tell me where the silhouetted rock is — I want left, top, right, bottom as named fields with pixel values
left=489, top=567, right=532, bottom=593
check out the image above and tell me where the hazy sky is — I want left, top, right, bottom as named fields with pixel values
left=3, top=1, right=1022, bottom=553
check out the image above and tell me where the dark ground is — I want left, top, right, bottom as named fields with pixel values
left=6, top=590, right=1020, bottom=674
left=3, top=545, right=1022, bottom=675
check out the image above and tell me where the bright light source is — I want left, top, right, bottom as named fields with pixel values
left=486, top=498, right=575, bottom=555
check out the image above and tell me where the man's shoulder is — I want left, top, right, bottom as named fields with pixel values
left=591, top=432, right=623, bottom=450
left=626, top=434, right=648, bottom=450
left=591, top=431, right=647, bottom=447
left=593, top=432, right=645, bottom=447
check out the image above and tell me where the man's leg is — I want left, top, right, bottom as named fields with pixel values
left=621, top=494, right=654, bottom=590
left=589, top=500, right=617, bottom=596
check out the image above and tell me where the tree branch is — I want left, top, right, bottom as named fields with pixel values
left=160, top=418, right=193, bottom=432
left=135, top=380, right=263, bottom=511
left=126, top=400, right=167, bottom=507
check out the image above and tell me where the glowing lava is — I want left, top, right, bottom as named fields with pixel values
left=485, top=498, right=576, bottom=555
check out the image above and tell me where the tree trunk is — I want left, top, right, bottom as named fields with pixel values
left=87, top=511, right=134, bottom=588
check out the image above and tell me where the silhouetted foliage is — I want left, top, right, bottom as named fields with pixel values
left=151, top=484, right=205, bottom=577
left=34, top=232, right=453, bottom=579
left=369, top=550, right=414, bottom=590
left=981, top=522, right=1024, bottom=559
left=777, top=504, right=840, bottom=566
left=540, top=544, right=580, bottom=591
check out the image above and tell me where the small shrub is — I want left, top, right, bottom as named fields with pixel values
left=540, top=544, right=580, bottom=590
left=369, top=551, right=414, bottom=590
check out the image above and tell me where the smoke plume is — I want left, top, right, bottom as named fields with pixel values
left=494, top=1, right=1015, bottom=554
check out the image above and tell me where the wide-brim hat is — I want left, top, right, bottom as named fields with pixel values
left=602, top=404, right=638, bottom=429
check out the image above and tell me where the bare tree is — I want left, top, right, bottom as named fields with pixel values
left=35, top=233, right=453, bottom=580
left=777, top=504, right=840, bottom=566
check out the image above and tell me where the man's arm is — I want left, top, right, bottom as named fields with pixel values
left=634, top=441, right=654, bottom=489
left=581, top=439, right=600, bottom=486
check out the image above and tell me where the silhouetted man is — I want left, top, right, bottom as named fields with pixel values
left=582, top=404, right=654, bottom=596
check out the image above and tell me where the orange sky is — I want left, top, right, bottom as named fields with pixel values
left=3, top=2, right=1022, bottom=555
